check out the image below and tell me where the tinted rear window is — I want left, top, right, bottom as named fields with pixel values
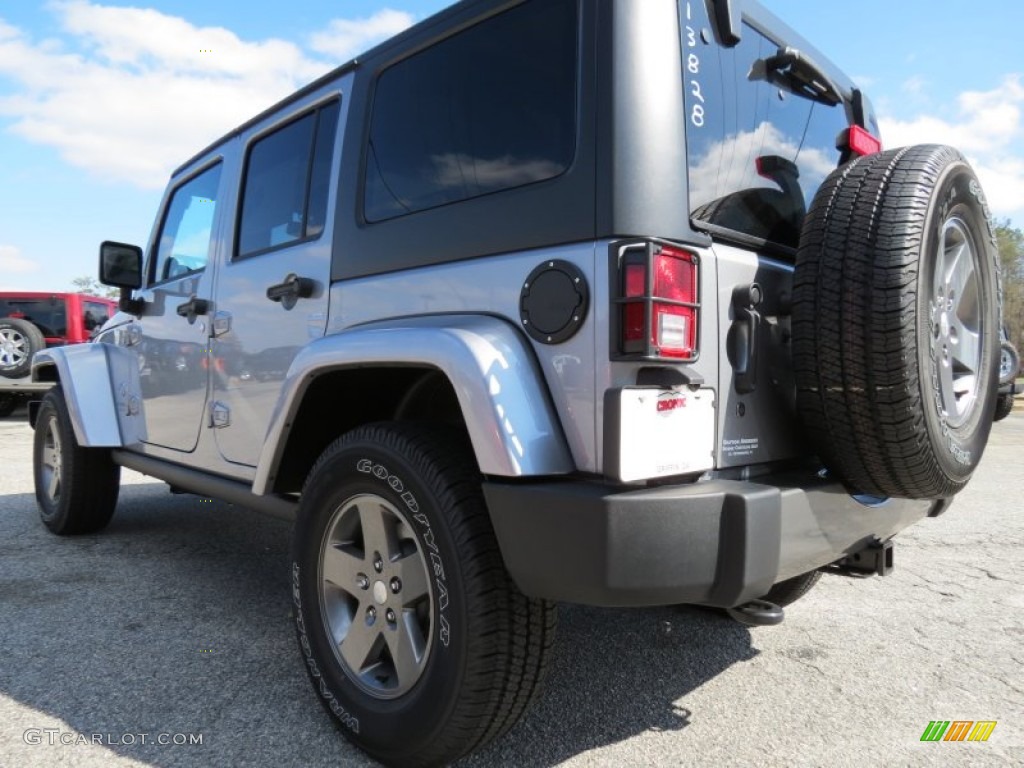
left=236, top=101, right=340, bottom=259
left=681, top=2, right=849, bottom=250
left=0, top=297, right=67, bottom=337
left=364, top=0, right=577, bottom=222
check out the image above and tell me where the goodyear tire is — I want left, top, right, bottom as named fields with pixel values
left=794, top=145, right=1000, bottom=499
left=0, top=318, right=45, bottom=379
left=292, top=423, right=556, bottom=767
left=33, top=386, right=121, bottom=534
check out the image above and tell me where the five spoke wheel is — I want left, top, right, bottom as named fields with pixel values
left=39, top=416, right=63, bottom=504
left=931, top=217, right=984, bottom=428
left=318, top=493, right=432, bottom=699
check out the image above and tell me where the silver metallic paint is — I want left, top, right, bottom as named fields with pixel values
left=252, top=314, right=575, bottom=495
left=32, top=343, right=146, bottom=446
left=326, top=242, right=600, bottom=474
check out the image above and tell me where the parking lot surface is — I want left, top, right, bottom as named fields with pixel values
left=1, top=404, right=1022, bottom=767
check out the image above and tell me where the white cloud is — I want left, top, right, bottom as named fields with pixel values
left=880, top=75, right=1024, bottom=221
left=687, top=121, right=837, bottom=210
left=0, top=245, right=39, bottom=274
left=309, top=9, right=414, bottom=61
left=0, top=2, right=366, bottom=188
left=432, top=153, right=565, bottom=192
left=901, top=75, right=928, bottom=97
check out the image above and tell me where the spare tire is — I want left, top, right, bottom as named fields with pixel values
left=0, top=318, right=45, bottom=379
left=793, top=145, right=999, bottom=500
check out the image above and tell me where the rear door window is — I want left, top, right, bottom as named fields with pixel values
left=363, top=0, right=577, bottom=222
left=681, top=1, right=849, bottom=251
left=236, top=100, right=340, bottom=259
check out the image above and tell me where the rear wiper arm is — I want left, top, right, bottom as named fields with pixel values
left=750, top=47, right=845, bottom=107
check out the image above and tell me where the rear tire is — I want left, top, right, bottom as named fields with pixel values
left=794, top=145, right=999, bottom=499
left=0, top=318, right=45, bottom=379
left=33, top=386, right=120, bottom=534
left=291, top=423, right=556, bottom=767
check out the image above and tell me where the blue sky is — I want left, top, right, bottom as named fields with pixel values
left=1, top=1, right=1022, bottom=290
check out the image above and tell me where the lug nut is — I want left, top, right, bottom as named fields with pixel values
left=386, top=609, right=396, bottom=624
left=373, top=553, right=383, bottom=573
left=367, top=606, right=377, bottom=624
left=357, top=574, right=369, bottom=590
left=390, top=577, right=402, bottom=594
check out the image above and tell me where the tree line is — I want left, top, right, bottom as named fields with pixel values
left=998, top=220, right=1024, bottom=351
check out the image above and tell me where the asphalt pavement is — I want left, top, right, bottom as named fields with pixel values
left=1, top=402, right=1022, bottom=767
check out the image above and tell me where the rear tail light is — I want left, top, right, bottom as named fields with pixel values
left=617, top=242, right=700, bottom=360
left=842, top=124, right=882, bottom=157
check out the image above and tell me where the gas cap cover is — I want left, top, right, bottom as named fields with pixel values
left=519, top=260, right=588, bottom=344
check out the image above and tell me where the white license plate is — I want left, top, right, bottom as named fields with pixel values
left=609, top=387, right=716, bottom=482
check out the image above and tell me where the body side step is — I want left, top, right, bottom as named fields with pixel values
left=111, top=450, right=297, bottom=521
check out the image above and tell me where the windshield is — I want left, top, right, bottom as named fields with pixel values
left=680, top=0, right=851, bottom=251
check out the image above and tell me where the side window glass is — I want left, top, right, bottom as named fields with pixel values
left=307, top=102, right=340, bottom=239
left=237, top=99, right=340, bottom=259
left=682, top=2, right=848, bottom=250
left=84, top=300, right=111, bottom=334
left=153, top=163, right=222, bottom=284
left=364, top=0, right=577, bottom=222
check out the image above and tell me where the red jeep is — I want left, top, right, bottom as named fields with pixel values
left=0, top=292, right=117, bottom=416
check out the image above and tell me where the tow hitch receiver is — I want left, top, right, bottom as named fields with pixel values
left=833, top=539, right=894, bottom=577
left=726, top=598, right=784, bottom=626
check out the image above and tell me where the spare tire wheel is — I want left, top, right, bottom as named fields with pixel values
left=793, top=145, right=999, bottom=500
left=0, top=318, right=46, bottom=379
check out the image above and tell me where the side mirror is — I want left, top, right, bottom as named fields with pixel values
left=99, top=241, right=143, bottom=289
left=99, top=241, right=145, bottom=316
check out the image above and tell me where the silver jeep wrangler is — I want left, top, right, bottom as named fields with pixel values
left=30, top=0, right=1002, bottom=765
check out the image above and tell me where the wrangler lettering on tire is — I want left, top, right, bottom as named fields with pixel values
left=793, top=145, right=1000, bottom=499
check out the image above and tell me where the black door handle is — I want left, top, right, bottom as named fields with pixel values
left=176, top=295, right=210, bottom=325
left=266, top=273, right=315, bottom=309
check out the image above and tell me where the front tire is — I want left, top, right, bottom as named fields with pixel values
left=994, top=392, right=1014, bottom=421
left=33, top=386, right=120, bottom=534
left=292, top=423, right=556, bottom=767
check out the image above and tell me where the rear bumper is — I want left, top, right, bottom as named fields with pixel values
left=483, top=473, right=935, bottom=608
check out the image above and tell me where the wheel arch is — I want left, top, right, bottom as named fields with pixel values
left=253, top=315, right=575, bottom=495
left=31, top=345, right=145, bottom=445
